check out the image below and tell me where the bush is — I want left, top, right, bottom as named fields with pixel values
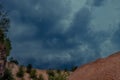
left=2, top=68, right=15, bottom=80
left=47, top=70, right=55, bottom=77
left=47, top=70, right=55, bottom=80
left=30, top=69, right=37, bottom=79
left=26, top=64, right=32, bottom=73
left=47, top=69, right=69, bottom=80
left=56, top=69, right=61, bottom=74
left=38, top=74, right=44, bottom=80
left=71, top=66, right=78, bottom=71
left=55, top=74, right=67, bottom=80
left=16, top=66, right=24, bottom=78
left=9, top=57, right=19, bottom=65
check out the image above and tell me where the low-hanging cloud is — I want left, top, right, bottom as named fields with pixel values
left=1, top=0, right=120, bottom=69
left=93, top=0, right=105, bottom=6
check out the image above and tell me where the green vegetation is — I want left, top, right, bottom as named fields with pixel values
left=37, top=74, right=44, bottom=80
left=47, top=69, right=69, bottom=80
left=0, top=4, right=12, bottom=57
left=26, top=64, right=32, bottom=73
left=0, top=4, right=13, bottom=80
left=4, top=38, right=12, bottom=56
left=16, top=66, right=24, bottom=78
left=54, top=74, right=67, bottom=80
left=47, top=69, right=55, bottom=78
left=71, top=66, right=78, bottom=72
left=9, top=57, right=19, bottom=65
left=0, top=29, right=4, bottom=42
left=30, top=69, right=37, bottom=79
left=1, top=68, right=15, bottom=80
left=0, top=31, right=12, bottom=56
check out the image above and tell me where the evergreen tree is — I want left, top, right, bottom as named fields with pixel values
left=26, top=64, right=32, bottom=73
left=0, top=4, right=12, bottom=56
left=0, top=3, right=12, bottom=78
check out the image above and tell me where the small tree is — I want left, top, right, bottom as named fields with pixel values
left=0, top=29, right=4, bottom=42
left=47, top=70, right=55, bottom=80
left=17, top=66, right=24, bottom=78
left=47, top=70, right=55, bottom=77
left=2, top=68, right=15, bottom=80
left=26, top=64, right=32, bottom=73
left=0, top=4, right=11, bottom=56
left=71, top=66, right=78, bottom=72
left=4, top=38, right=12, bottom=56
left=9, top=57, right=19, bottom=65
left=64, top=68, right=68, bottom=72
left=56, top=69, right=61, bottom=74
left=30, top=69, right=37, bottom=79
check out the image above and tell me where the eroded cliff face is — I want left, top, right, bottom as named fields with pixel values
left=68, top=51, right=120, bottom=80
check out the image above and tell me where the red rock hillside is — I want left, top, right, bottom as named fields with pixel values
left=68, top=51, right=120, bottom=80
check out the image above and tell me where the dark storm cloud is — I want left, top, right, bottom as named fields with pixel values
left=3, top=0, right=102, bottom=68
left=4, top=0, right=71, bottom=41
left=2, top=0, right=78, bottom=68
left=40, top=7, right=92, bottom=50
left=93, top=0, right=105, bottom=6
left=66, top=7, right=104, bottom=57
left=68, top=7, right=91, bottom=37
left=111, top=24, right=120, bottom=48
left=2, top=0, right=120, bottom=69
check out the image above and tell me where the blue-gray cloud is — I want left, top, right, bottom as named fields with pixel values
left=1, top=0, right=120, bottom=69
left=93, top=0, right=105, bottom=6
left=111, top=24, right=120, bottom=48
left=87, top=0, right=105, bottom=7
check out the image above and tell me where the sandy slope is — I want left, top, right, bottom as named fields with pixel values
left=68, top=51, right=120, bottom=80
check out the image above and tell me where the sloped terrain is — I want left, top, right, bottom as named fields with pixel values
left=6, top=62, right=70, bottom=80
left=6, top=62, right=48, bottom=80
left=68, top=51, right=120, bottom=80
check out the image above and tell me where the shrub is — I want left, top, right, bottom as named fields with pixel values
left=55, top=74, right=67, bottom=80
left=38, top=74, right=44, bottom=80
left=71, top=66, right=78, bottom=72
left=47, top=70, right=55, bottom=77
left=26, top=64, right=32, bottom=73
left=16, top=66, right=24, bottom=78
left=9, top=57, right=19, bottom=65
left=2, top=68, right=15, bottom=80
left=56, top=69, right=61, bottom=74
left=30, top=69, right=37, bottom=79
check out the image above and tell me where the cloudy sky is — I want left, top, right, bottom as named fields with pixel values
left=1, top=0, right=120, bottom=69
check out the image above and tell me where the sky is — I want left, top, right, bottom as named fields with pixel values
left=1, top=0, right=120, bottom=69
